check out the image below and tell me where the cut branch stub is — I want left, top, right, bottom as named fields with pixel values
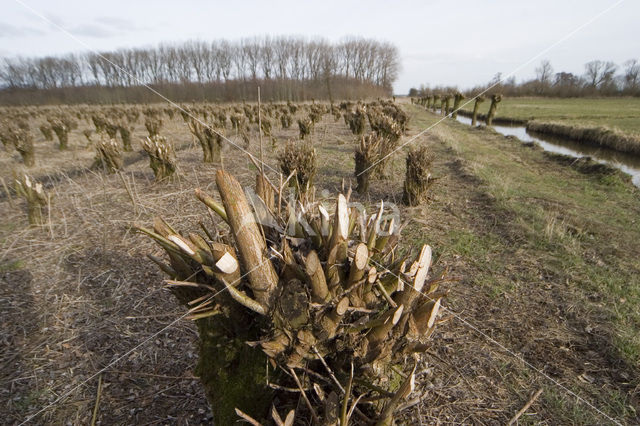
left=329, top=193, right=349, bottom=252
left=306, top=250, right=330, bottom=303
left=216, top=169, right=279, bottom=308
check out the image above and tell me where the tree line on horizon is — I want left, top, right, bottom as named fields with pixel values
left=0, top=36, right=400, bottom=105
left=410, top=59, right=640, bottom=98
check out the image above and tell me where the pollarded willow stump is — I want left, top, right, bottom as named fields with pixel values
left=92, top=138, right=122, bottom=173
left=141, top=135, right=177, bottom=181
left=432, top=95, right=440, bottom=113
left=442, top=95, right=451, bottom=117
left=137, top=170, right=448, bottom=425
left=486, top=94, right=502, bottom=126
left=187, top=119, right=223, bottom=164
left=403, top=146, right=435, bottom=206
left=452, top=92, right=464, bottom=119
left=472, top=96, right=486, bottom=126
left=15, top=174, right=48, bottom=225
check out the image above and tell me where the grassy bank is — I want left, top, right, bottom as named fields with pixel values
left=404, top=103, right=640, bottom=423
left=458, top=97, right=640, bottom=155
left=527, top=120, right=640, bottom=155
left=461, top=97, right=640, bottom=134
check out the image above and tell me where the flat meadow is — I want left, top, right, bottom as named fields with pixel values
left=463, top=96, right=640, bottom=135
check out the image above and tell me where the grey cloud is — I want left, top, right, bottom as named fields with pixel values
left=70, top=16, right=148, bottom=38
left=43, top=12, right=66, bottom=29
left=0, top=21, right=45, bottom=38
left=94, top=16, right=135, bottom=30
left=71, top=24, right=117, bottom=38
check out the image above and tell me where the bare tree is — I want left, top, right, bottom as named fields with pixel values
left=0, top=35, right=401, bottom=101
left=242, top=38, right=260, bottom=81
left=534, top=59, right=553, bottom=94
left=623, top=59, right=639, bottom=92
left=217, top=40, right=233, bottom=81
left=584, top=60, right=617, bottom=88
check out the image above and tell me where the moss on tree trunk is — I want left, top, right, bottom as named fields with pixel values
left=195, top=318, right=274, bottom=424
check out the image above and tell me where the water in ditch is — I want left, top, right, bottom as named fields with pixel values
left=451, top=113, right=640, bottom=187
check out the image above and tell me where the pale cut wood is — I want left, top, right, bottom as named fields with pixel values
left=411, top=298, right=442, bottom=335
left=235, top=408, right=262, bottom=426
left=368, top=305, right=404, bottom=343
left=167, top=234, right=195, bottom=256
left=412, top=245, right=432, bottom=292
left=329, top=194, right=349, bottom=252
left=306, top=250, right=329, bottom=302
left=347, top=243, right=369, bottom=287
left=216, top=169, right=279, bottom=308
left=394, top=244, right=432, bottom=309
left=318, top=204, right=330, bottom=238
left=216, top=252, right=238, bottom=274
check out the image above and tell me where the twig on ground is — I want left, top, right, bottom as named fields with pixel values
left=507, top=388, right=543, bottom=425
left=90, top=374, right=103, bottom=426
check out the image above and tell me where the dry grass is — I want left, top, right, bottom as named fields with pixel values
left=527, top=120, right=640, bottom=155
left=1, top=100, right=638, bottom=425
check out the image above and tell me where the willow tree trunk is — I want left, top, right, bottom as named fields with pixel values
left=486, top=94, right=502, bottom=126
left=355, top=151, right=371, bottom=193
left=196, top=317, right=274, bottom=425
left=472, top=97, right=485, bottom=126
left=18, top=147, right=35, bottom=167
left=54, top=131, right=68, bottom=150
left=202, top=139, right=222, bottom=163
left=452, top=93, right=464, bottom=119
left=119, top=127, right=133, bottom=151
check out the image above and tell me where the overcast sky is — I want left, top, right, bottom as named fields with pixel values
left=1, top=0, right=637, bottom=94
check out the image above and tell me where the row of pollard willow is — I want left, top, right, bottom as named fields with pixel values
left=4, top=98, right=444, bottom=424
left=0, top=100, right=317, bottom=171
left=4, top=99, right=435, bottom=246
left=411, top=92, right=502, bottom=126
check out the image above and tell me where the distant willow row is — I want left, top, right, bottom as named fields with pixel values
left=0, top=36, right=400, bottom=92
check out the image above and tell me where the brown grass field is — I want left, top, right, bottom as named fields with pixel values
left=1, top=100, right=639, bottom=424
